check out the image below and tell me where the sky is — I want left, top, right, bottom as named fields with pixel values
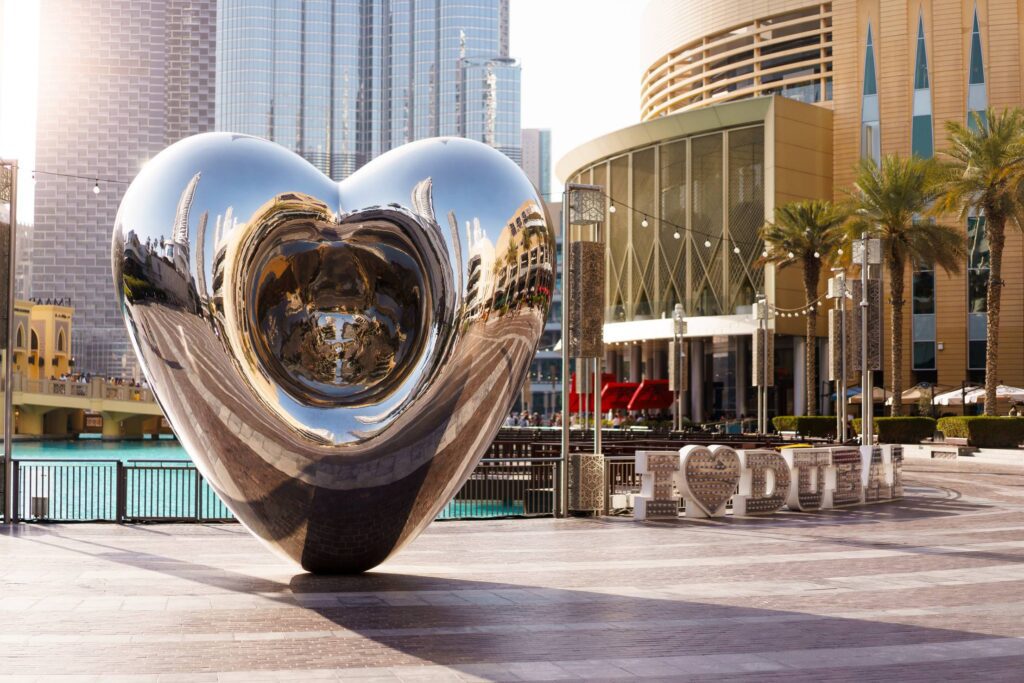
left=0, top=0, right=39, bottom=222
left=510, top=0, right=647, bottom=197
left=0, top=0, right=645, bottom=221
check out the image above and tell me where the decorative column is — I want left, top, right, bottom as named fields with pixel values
left=560, top=184, right=605, bottom=517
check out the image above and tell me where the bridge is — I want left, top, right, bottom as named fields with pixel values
left=1, top=374, right=166, bottom=438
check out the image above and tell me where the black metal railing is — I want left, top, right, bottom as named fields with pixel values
left=11, top=459, right=232, bottom=522
left=441, top=457, right=560, bottom=519
left=8, top=456, right=563, bottom=523
left=605, top=455, right=640, bottom=511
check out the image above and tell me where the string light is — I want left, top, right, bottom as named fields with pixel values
left=733, top=246, right=741, bottom=255
left=787, top=251, right=794, bottom=259
left=673, top=231, right=680, bottom=239
left=592, top=190, right=765, bottom=250
left=18, top=167, right=130, bottom=196
left=813, top=251, right=820, bottom=259
left=704, top=239, right=712, bottom=248
left=762, top=249, right=768, bottom=258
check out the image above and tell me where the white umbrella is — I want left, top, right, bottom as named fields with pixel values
left=963, top=385, right=1024, bottom=405
left=933, top=387, right=978, bottom=406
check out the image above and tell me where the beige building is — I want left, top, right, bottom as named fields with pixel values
left=2, top=299, right=74, bottom=381
left=558, top=0, right=1024, bottom=420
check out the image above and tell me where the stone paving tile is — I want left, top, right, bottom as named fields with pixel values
left=2, top=459, right=1024, bottom=679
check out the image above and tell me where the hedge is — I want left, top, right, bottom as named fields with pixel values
left=936, top=416, right=1024, bottom=448
left=851, top=416, right=936, bottom=444
left=772, top=415, right=835, bottom=438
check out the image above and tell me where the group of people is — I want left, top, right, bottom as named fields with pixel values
left=49, top=372, right=147, bottom=389
left=504, top=411, right=556, bottom=427
left=503, top=409, right=671, bottom=429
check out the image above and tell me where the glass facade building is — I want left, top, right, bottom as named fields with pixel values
left=216, top=0, right=521, bottom=180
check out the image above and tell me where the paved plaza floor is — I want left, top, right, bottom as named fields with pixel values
left=2, top=459, right=1024, bottom=681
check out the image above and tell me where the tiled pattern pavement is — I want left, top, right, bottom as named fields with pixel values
left=2, top=459, right=1024, bottom=681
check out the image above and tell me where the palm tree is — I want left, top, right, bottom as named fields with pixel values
left=760, top=200, right=848, bottom=416
left=847, top=154, right=966, bottom=416
left=936, top=108, right=1024, bottom=415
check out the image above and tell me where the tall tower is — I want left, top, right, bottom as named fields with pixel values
left=33, top=0, right=216, bottom=377
left=216, top=0, right=521, bottom=180
left=520, top=129, right=552, bottom=200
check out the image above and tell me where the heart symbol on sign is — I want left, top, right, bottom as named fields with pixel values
left=676, top=444, right=741, bottom=517
left=112, top=133, right=553, bottom=573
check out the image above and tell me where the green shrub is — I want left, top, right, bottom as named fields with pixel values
left=851, top=416, right=935, bottom=444
left=772, top=415, right=835, bottom=438
left=936, top=416, right=1024, bottom=448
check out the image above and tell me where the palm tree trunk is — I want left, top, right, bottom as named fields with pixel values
left=803, top=257, right=821, bottom=416
left=889, top=257, right=905, bottom=417
left=984, top=216, right=1006, bottom=416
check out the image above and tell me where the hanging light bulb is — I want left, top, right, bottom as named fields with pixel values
left=704, top=239, right=712, bottom=248
left=92, top=181, right=100, bottom=195
left=673, top=231, right=681, bottom=240
left=813, top=251, right=820, bottom=259
left=641, top=216, right=649, bottom=228
left=608, top=204, right=616, bottom=213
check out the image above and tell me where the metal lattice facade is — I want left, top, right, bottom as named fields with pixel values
left=570, top=125, right=765, bottom=324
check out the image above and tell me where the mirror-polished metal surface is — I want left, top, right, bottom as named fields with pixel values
left=112, top=134, right=554, bottom=572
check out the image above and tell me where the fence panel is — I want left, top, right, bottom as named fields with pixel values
left=438, top=458, right=559, bottom=519
left=14, top=460, right=118, bottom=521
left=11, top=455, right=573, bottom=523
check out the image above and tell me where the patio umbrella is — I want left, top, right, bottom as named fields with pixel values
left=932, top=387, right=979, bottom=406
left=885, top=383, right=950, bottom=406
left=830, top=387, right=860, bottom=401
left=849, top=386, right=892, bottom=404
left=963, top=385, right=1024, bottom=405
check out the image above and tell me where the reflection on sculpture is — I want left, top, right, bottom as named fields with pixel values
left=112, top=133, right=554, bottom=573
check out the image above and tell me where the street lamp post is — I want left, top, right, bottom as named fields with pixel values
left=753, top=294, right=773, bottom=435
left=828, top=268, right=848, bottom=442
left=1, top=159, right=17, bottom=524
left=672, top=303, right=686, bottom=432
left=853, top=233, right=881, bottom=447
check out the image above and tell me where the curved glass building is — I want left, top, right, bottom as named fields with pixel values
left=559, top=0, right=1024, bottom=421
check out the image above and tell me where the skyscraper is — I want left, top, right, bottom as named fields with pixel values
left=33, top=0, right=216, bottom=376
left=520, top=128, right=551, bottom=200
left=216, top=0, right=521, bottom=180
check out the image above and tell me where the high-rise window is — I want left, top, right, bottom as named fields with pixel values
left=968, top=5, right=987, bottom=130
left=967, top=215, right=989, bottom=374
left=912, top=260, right=936, bottom=375
left=966, top=8, right=988, bottom=380
left=911, top=14, right=933, bottom=159
left=910, top=14, right=935, bottom=378
left=861, top=23, right=880, bottom=164
left=216, top=0, right=520, bottom=180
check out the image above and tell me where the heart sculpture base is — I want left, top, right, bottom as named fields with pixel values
left=113, top=133, right=554, bottom=573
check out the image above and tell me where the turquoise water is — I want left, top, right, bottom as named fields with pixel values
left=10, top=438, right=532, bottom=520
left=13, top=436, right=188, bottom=462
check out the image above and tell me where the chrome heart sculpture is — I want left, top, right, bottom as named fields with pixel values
left=112, top=133, right=554, bottom=573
